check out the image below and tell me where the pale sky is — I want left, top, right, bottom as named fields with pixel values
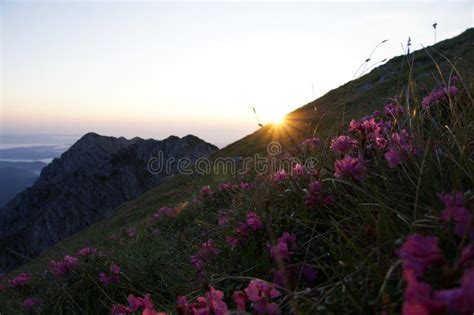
left=1, top=1, right=473, bottom=147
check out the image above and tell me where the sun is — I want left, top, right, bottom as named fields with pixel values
left=267, top=112, right=287, bottom=125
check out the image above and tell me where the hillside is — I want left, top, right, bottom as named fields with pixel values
left=0, top=29, right=473, bottom=314
left=216, top=28, right=474, bottom=157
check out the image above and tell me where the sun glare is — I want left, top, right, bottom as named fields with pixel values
left=266, top=112, right=287, bottom=125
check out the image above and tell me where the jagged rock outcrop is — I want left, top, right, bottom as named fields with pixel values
left=0, top=132, right=217, bottom=273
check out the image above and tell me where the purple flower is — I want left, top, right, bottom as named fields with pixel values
left=8, top=272, right=31, bottom=287
left=244, top=280, right=281, bottom=315
left=292, top=163, right=305, bottom=176
left=218, top=182, right=234, bottom=191
left=49, top=255, right=79, bottom=277
left=246, top=212, right=263, bottom=231
left=153, top=206, right=177, bottom=219
left=77, top=247, right=97, bottom=257
left=191, top=239, right=219, bottom=274
left=239, top=181, right=255, bottom=190
left=384, top=148, right=401, bottom=168
left=200, top=185, right=213, bottom=196
left=330, top=135, right=358, bottom=154
left=402, top=269, right=444, bottom=315
left=397, top=234, right=444, bottom=277
left=217, top=210, right=230, bottom=226
left=422, top=85, right=459, bottom=109
left=384, top=102, right=404, bottom=116
left=334, top=155, right=367, bottom=181
left=438, top=192, right=474, bottom=239
left=196, top=287, right=229, bottom=315
left=272, top=170, right=288, bottom=184
left=433, top=268, right=474, bottom=314
left=302, top=137, right=321, bottom=149
left=270, top=232, right=297, bottom=262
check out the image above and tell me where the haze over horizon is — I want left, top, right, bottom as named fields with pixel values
left=1, top=1, right=473, bottom=147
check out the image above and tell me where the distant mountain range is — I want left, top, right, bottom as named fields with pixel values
left=0, top=161, right=47, bottom=207
left=0, top=132, right=217, bottom=273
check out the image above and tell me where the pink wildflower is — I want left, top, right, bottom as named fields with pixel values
left=8, top=272, right=31, bottom=287
left=422, top=85, right=459, bottom=109
left=244, top=280, right=281, bottom=315
left=226, top=236, right=240, bottom=247
left=334, top=155, right=367, bottom=181
left=301, top=137, right=321, bottom=149
left=246, top=212, right=263, bottom=231
left=218, top=182, right=234, bottom=191
left=384, top=148, right=401, bottom=168
left=239, top=181, right=255, bottom=190
left=127, top=294, right=154, bottom=311
left=384, top=102, right=404, bottom=116
left=191, top=239, right=219, bottom=274
left=433, top=268, right=474, bottom=314
left=397, top=234, right=444, bottom=277
left=200, top=185, right=213, bottom=196
left=330, top=135, right=358, bottom=154
left=99, top=264, right=121, bottom=287
left=77, top=247, right=97, bottom=257
left=217, top=210, right=230, bottom=226
left=192, top=287, right=229, bottom=315
left=154, top=206, right=177, bottom=219
left=402, top=269, right=444, bottom=315
left=292, top=163, right=305, bottom=176
left=438, top=192, right=474, bottom=239
left=270, top=232, right=297, bottom=262
left=49, top=255, right=79, bottom=277
left=272, top=170, right=288, bottom=184
left=233, top=291, right=248, bottom=312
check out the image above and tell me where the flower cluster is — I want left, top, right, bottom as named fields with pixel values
left=99, top=264, right=121, bottom=287
left=153, top=206, right=178, bottom=219
left=304, top=180, right=333, bottom=207
left=49, top=255, right=79, bottom=277
left=422, top=85, right=459, bottom=109
left=200, top=185, right=214, bottom=196
left=301, top=137, right=321, bottom=149
left=226, top=211, right=264, bottom=247
left=330, top=135, right=358, bottom=154
left=438, top=192, right=474, bottom=240
left=334, top=155, right=367, bottom=181
left=8, top=272, right=31, bottom=288
left=244, top=280, right=281, bottom=315
left=112, top=294, right=160, bottom=315
left=270, top=232, right=298, bottom=262
left=384, top=129, right=416, bottom=168
left=178, top=287, right=229, bottom=315
left=384, top=102, right=404, bottom=116
left=271, top=169, right=288, bottom=184
left=191, top=239, right=220, bottom=274
left=77, top=247, right=97, bottom=257
left=397, top=191, right=474, bottom=315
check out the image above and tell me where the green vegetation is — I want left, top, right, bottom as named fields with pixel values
left=1, top=29, right=473, bottom=314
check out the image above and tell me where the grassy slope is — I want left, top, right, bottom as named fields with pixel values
left=2, top=28, right=473, bottom=314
